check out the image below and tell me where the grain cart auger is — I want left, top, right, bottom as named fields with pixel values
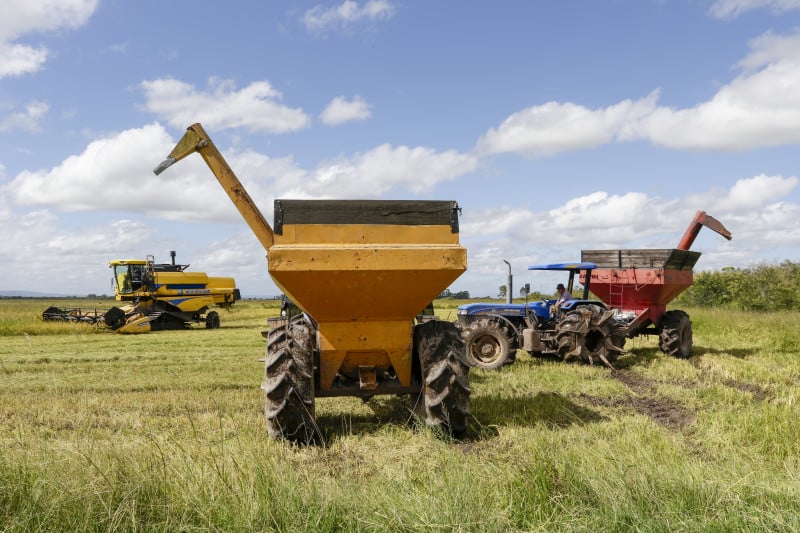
left=154, top=123, right=471, bottom=443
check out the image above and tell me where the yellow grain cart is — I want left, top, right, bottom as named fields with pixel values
left=155, top=123, right=471, bottom=443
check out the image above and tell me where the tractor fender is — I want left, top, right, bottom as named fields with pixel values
left=469, top=313, right=523, bottom=340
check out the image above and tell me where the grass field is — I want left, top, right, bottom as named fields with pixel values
left=1, top=298, right=799, bottom=532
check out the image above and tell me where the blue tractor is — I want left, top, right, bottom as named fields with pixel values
left=456, top=262, right=625, bottom=369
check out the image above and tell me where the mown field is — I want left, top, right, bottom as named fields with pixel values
left=1, top=298, right=799, bottom=532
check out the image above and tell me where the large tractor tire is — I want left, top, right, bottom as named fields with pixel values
left=415, top=320, right=471, bottom=436
left=262, top=315, right=317, bottom=444
left=460, top=317, right=515, bottom=369
left=658, top=310, right=693, bottom=359
left=555, top=304, right=622, bottom=368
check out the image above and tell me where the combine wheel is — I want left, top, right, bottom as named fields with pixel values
left=659, top=310, right=692, bottom=358
left=205, top=311, right=220, bottom=329
left=460, top=317, right=514, bottom=369
left=262, top=315, right=317, bottom=444
left=555, top=304, right=620, bottom=368
left=415, top=320, right=471, bottom=436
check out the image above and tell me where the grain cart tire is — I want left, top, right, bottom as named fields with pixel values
left=262, top=315, right=317, bottom=444
left=415, top=320, right=471, bottom=436
left=555, top=304, right=618, bottom=368
left=461, top=317, right=514, bottom=369
left=659, top=310, right=692, bottom=359
left=205, top=311, right=220, bottom=329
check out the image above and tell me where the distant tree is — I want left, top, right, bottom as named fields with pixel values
left=498, top=285, right=507, bottom=299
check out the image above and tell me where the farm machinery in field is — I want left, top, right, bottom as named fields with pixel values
left=42, top=252, right=240, bottom=333
left=457, top=211, right=732, bottom=369
left=154, top=123, right=471, bottom=443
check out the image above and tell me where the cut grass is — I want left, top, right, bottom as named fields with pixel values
left=1, top=299, right=799, bottom=531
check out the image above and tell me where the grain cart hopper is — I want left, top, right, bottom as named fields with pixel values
left=581, top=210, right=732, bottom=358
left=154, top=123, right=471, bottom=443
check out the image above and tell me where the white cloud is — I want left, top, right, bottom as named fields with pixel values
left=709, top=0, right=800, bottom=18
left=7, top=123, right=477, bottom=224
left=320, top=96, right=373, bottom=125
left=302, top=0, right=396, bottom=33
left=279, top=144, right=479, bottom=198
left=478, top=93, right=658, bottom=157
left=0, top=101, right=49, bottom=133
left=0, top=0, right=98, bottom=77
left=479, top=29, right=800, bottom=155
left=140, top=78, right=311, bottom=134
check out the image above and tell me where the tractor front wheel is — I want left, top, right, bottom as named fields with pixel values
left=659, top=310, right=692, bottom=358
left=461, top=318, right=515, bottom=369
left=415, top=320, right=471, bottom=436
left=262, top=315, right=317, bottom=444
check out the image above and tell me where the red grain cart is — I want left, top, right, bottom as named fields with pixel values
left=581, top=211, right=732, bottom=358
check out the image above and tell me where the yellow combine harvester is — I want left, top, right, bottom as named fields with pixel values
left=42, top=252, right=240, bottom=333
left=154, top=123, right=471, bottom=443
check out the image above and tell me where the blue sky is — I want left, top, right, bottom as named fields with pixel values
left=1, top=0, right=799, bottom=298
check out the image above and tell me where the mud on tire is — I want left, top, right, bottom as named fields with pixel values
left=415, top=320, right=471, bottom=436
left=461, top=317, right=515, bottom=369
left=658, top=309, right=692, bottom=359
left=262, top=315, right=317, bottom=444
left=555, top=304, right=623, bottom=368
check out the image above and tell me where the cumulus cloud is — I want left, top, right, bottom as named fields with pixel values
left=302, top=0, right=396, bottom=33
left=140, top=78, right=311, bottom=134
left=0, top=0, right=98, bottom=77
left=0, top=100, right=48, bottom=133
left=278, top=144, right=479, bottom=198
left=8, top=122, right=478, bottom=223
left=478, top=93, right=658, bottom=157
left=709, top=0, right=800, bottom=18
left=320, top=95, right=373, bottom=125
left=479, top=29, right=800, bottom=156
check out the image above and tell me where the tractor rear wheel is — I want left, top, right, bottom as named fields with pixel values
left=262, top=315, right=317, bottom=444
left=659, top=310, right=692, bottom=358
left=555, top=304, right=620, bottom=368
left=461, top=317, right=514, bottom=369
left=415, top=320, right=471, bottom=436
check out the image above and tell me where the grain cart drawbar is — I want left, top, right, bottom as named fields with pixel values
left=154, top=123, right=471, bottom=443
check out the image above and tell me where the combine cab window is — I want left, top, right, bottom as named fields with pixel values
left=114, top=264, right=146, bottom=293
left=114, top=265, right=132, bottom=294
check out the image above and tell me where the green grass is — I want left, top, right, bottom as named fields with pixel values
left=1, top=299, right=799, bottom=531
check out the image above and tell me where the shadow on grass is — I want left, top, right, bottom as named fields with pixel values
left=471, top=391, right=607, bottom=429
left=692, top=345, right=758, bottom=359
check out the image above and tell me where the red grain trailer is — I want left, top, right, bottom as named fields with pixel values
left=581, top=211, right=732, bottom=358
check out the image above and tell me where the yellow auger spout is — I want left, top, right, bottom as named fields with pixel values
left=154, top=123, right=275, bottom=251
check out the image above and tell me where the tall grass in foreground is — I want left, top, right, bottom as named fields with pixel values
left=1, top=302, right=799, bottom=531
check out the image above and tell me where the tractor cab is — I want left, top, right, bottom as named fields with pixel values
left=526, top=262, right=601, bottom=320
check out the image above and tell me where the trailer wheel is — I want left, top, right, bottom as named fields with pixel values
left=460, top=317, right=514, bottom=369
left=205, top=311, right=220, bottom=329
left=659, top=310, right=692, bottom=358
left=262, top=315, right=317, bottom=444
left=555, top=304, right=618, bottom=368
left=415, top=320, right=471, bottom=436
